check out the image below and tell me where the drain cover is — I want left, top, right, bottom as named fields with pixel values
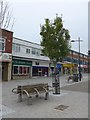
left=55, top=104, right=69, bottom=111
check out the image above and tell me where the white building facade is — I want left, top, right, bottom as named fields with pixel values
left=12, top=37, right=50, bottom=79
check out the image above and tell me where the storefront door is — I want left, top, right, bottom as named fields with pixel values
left=2, top=62, right=8, bottom=81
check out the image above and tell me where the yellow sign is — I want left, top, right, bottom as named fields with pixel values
left=63, top=63, right=74, bottom=68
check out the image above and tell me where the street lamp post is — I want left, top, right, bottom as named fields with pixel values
left=71, top=37, right=83, bottom=81
left=88, top=50, right=90, bottom=73
left=78, top=37, right=81, bottom=81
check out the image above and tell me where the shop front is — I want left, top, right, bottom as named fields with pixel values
left=32, top=61, right=49, bottom=77
left=62, top=63, right=75, bottom=75
left=12, top=59, right=32, bottom=80
left=1, top=53, right=12, bottom=81
left=32, top=66, right=48, bottom=76
left=80, top=64, right=88, bottom=73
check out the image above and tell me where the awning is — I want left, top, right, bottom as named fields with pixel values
left=83, top=65, right=88, bottom=68
left=78, top=65, right=88, bottom=68
left=63, top=63, right=74, bottom=68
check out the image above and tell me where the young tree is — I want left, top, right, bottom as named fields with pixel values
left=40, top=14, right=71, bottom=73
left=0, top=0, right=15, bottom=30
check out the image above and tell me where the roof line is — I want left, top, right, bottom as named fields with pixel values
left=13, top=37, right=40, bottom=46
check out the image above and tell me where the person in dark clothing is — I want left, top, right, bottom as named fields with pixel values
left=79, top=73, right=82, bottom=81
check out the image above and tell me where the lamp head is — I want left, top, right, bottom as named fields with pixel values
left=71, top=40, right=75, bottom=42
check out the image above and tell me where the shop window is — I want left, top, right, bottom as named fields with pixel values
left=13, top=66, right=18, bottom=74
left=38, top=68, right=42, bottom=72
left=27, top=67, right=30, bottom=73
left=13, top=66, right=30, bottom=75
left=19, top=67, right=26, bottom=74
left=19, top=67, right=22, bottom=74
left=24, top=67, right=27, bottom=74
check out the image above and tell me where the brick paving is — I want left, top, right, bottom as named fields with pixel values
left=1, top=73, right=88, bottom=118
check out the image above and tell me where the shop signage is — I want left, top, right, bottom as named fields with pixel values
left=0, top=53, right=12, bottom=62
left=63, top=63, right=74, bottom=67
left=56, top=64, right=62, bottom=68
left=12, top=59, right=32, bottom=66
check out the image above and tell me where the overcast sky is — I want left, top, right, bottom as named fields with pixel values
left=7, top=0, right=88, bottom=54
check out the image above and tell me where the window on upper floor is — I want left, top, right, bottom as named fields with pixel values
left=32, top=48, right=40, bottom=56
left=0, top=37, right=5, bottom=52
left=12, top=43, right=20, bottom=52
left=32, top=49, right=36, bottom=55
left=26, top=48, right=30, bottom=54
left=36, top=50, right=40, bottom=56
left=35, top=62, right=39, bottom=65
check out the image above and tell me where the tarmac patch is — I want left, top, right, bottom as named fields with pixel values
left=55, top=104, right=69, bottom=111
left=0, top=104, right=15, bottom=117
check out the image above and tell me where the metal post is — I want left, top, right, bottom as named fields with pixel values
left=88, top=50, right=90, bottom=73
left=78, top=37, right=81, bottom=81
left=55, top=73, right=60, bottom=94
left=71, top=37, right=83, bottom=81
left=17, top=85, right=22, bottom=102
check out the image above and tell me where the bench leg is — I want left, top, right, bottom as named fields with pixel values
left=45, top=92, right=49, bottom=100
left=17, top=93, right=22, bottom=102
left=35, top=94, right=39, bottom=98
left=27, top=96, right=32, bottom=105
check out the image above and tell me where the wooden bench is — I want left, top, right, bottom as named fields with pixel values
left=12, top=83, right=49, bottom=105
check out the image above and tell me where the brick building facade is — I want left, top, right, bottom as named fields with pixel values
left=0, top=29, right=13, bottom=81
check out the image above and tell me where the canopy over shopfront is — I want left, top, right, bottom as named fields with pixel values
left=80, top=64, right=88, bottom=68
left=62, top=62, right=77, bottom=74
left=62, top=63, right=74, bottom=67
left=80, top=64, right=88, bottom=73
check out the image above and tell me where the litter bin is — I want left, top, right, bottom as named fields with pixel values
left=73, top=74, right=78, bottom=82
left=52, top=72, right=60, bottom=94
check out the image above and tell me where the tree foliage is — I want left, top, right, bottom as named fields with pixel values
left=40, top=14, right=71, bottom=67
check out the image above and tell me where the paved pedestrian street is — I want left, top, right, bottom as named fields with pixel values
left=1, top=74, right=88, bottom=118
